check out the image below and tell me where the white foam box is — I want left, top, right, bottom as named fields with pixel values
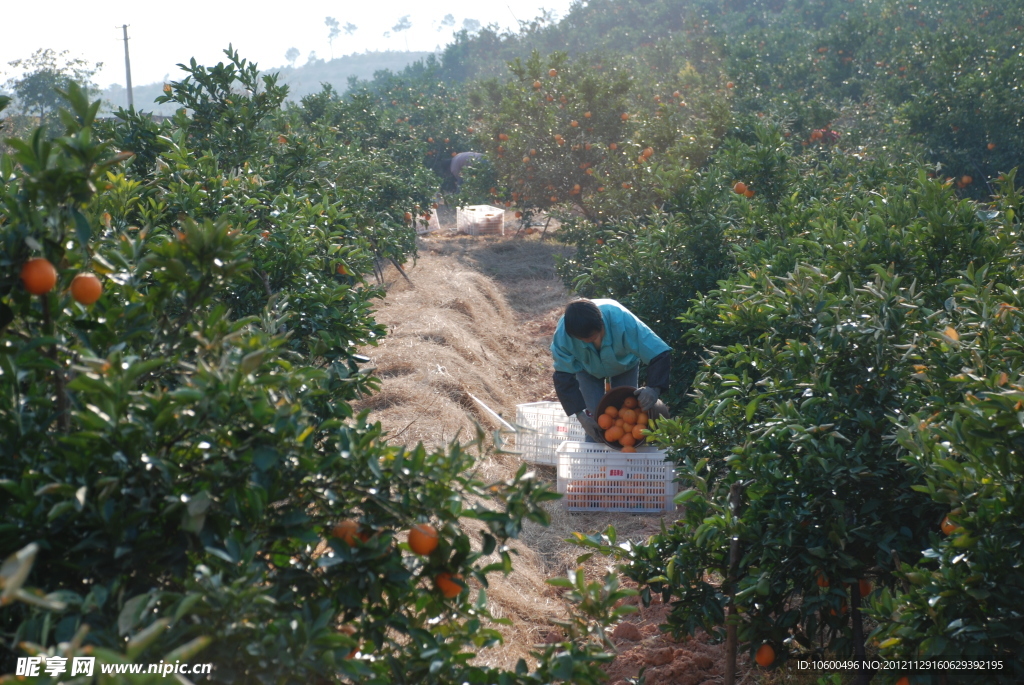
left=514, top=401, right=585, bottom=465
left=556, top=441, right=676, bottom=513
left=456, top=204, right=505, bottom=236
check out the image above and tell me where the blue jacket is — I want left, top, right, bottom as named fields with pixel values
left=550, top=299, right=670, bottom=379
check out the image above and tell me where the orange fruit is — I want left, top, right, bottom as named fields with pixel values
left=632, top=425, right=645, bottom=440
left=408, top=523, right=439, bottom=555
left=605, top=426, right=624, bottom=443
left=570, top=120, right=579, bottom=127
left=428, top=137, right=434, bottom=143
left=643, top=147, right=654, bottom=158
left=745, top=189, right=755, bottom=198
left=548, top=68, right=558, bottom=77
left=70, top=272, right=103, bottom=305
left=621, top=446, right=636, bottom=453
left=435, top=572, right=463, bottom=598
left=896, top=678, right=910, bottom=685
left=550, top=196, right=558, bottom=203
left=726, top=81, right=735, bottom=89
left=622, top=182, right=632, bottom=189
left=404, top=212, right=412, bottom=223
left=604, top=406, right=619, bottom=418
left=620, top=434, right=635, bottom=447
left=987, top=143, right=996, bottom=150
left=21, top=258, right=58, bottom=295
left=620, top=408, right=637, bottom=424
left=733, top=181, right=747, bottom=195
left=755, top=643, right=775, bottom=667
left=636, top=412, right=648, bottom=426
left=622, top=422, right=635, bottom=434
left=961, top=175, right=973, bottom=185
left=620, top=113, right=629, bottom=121
left=858, top=579, right=872, bottom=597
left=817, top=573, right=829, bottom=588
left=514, top=211, right=523, bottom=218
left=533, top=80, right=542, bottom=89
left=598, top=414, right=614, bottom=430
left=498, top=133, right=508, bottom=141
left=331, top=520, right=362, bottom=546
left=941, top=515, right=957, bottom=535
left=584, top=111, right=592, bottom=118
left=609, top=143, right=618, bottom=150
left=523, top=156, right=531, bottom=163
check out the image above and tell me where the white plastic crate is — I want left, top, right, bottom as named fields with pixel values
left=557, top=442, right=676, bottom=513
left=456, top=205, right=505, bottom=236
left=416, top=208, right=441, bottom=235
left=514, top=402, right=585, bottom=465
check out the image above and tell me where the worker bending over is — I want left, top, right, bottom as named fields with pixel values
left=551, top=298, right=672, bottom=442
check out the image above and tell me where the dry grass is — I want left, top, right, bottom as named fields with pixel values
left=357, top=228, right=678, bottom=670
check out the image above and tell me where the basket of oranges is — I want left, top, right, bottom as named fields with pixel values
left=595, top=386, right=653, bottom=451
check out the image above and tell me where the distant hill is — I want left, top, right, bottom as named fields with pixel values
left=101, top=50, right=434, bottom=115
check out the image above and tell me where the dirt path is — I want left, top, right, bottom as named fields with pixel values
left=358, top=228, right=745, bottom=682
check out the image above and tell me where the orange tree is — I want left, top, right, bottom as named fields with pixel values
left=570, top=129, right=1024, bottom=674
left=474, top=48, right=730, bottom=224
left=868, top=175, right=1024, bottom=680
left=0, top=71, right=633, bottom=684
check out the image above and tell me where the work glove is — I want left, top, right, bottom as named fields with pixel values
left=634, top=386, right=661, bottom=412
left=576, top=411, right=603, bottom=442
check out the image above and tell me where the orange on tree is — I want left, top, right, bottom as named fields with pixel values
left=435, top=572, right=463, bottom=598
left=584, top=111, right=592, bottom=118
left=961, top=175, right=973, bottom=185
left=733, top=181, right=747, bottom=195
left=858, top=579, right=872, bottom=597
left=620, top=113, right=630, bottom=121
left=755, top=643, right=775, bottom=667
left=548, top=68, right=558, bottom=77
left=896, top=678, right=910, bottom=685
left=21, top=258, right=58, bottom=295
left=609, top=143, right=618, bottom=150
left=988, top=142, right=996, bottom=150
left=816, top=572, right=829, bottom=587
left=941, top=515, right=957, bottom=535
left=745, top=189, right=755, bottom=198
left=331, top=519, right=364, bottom=546
left=70, top=272, right=103, bottom=305
left=726, top=81, right=735, bottom=89
left=408, top=523, right=439, bottom=556
left=533, top=80, right=542, bottom=89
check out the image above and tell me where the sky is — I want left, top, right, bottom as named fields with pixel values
left=2, top=0, right=574, bottom=89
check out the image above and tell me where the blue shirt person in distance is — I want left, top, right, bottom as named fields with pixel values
left=550, top=298, right=671, bottom=442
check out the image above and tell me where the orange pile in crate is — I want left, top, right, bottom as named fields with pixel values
left=564, top=469, right=660, bottom=509
left=596, top=395, right=648, bottom=452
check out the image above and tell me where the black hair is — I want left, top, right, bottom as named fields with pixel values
left=564, top=299, right=604, bottom=339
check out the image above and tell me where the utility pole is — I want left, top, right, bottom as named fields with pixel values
left=119, top=24, right=134, bottom=108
